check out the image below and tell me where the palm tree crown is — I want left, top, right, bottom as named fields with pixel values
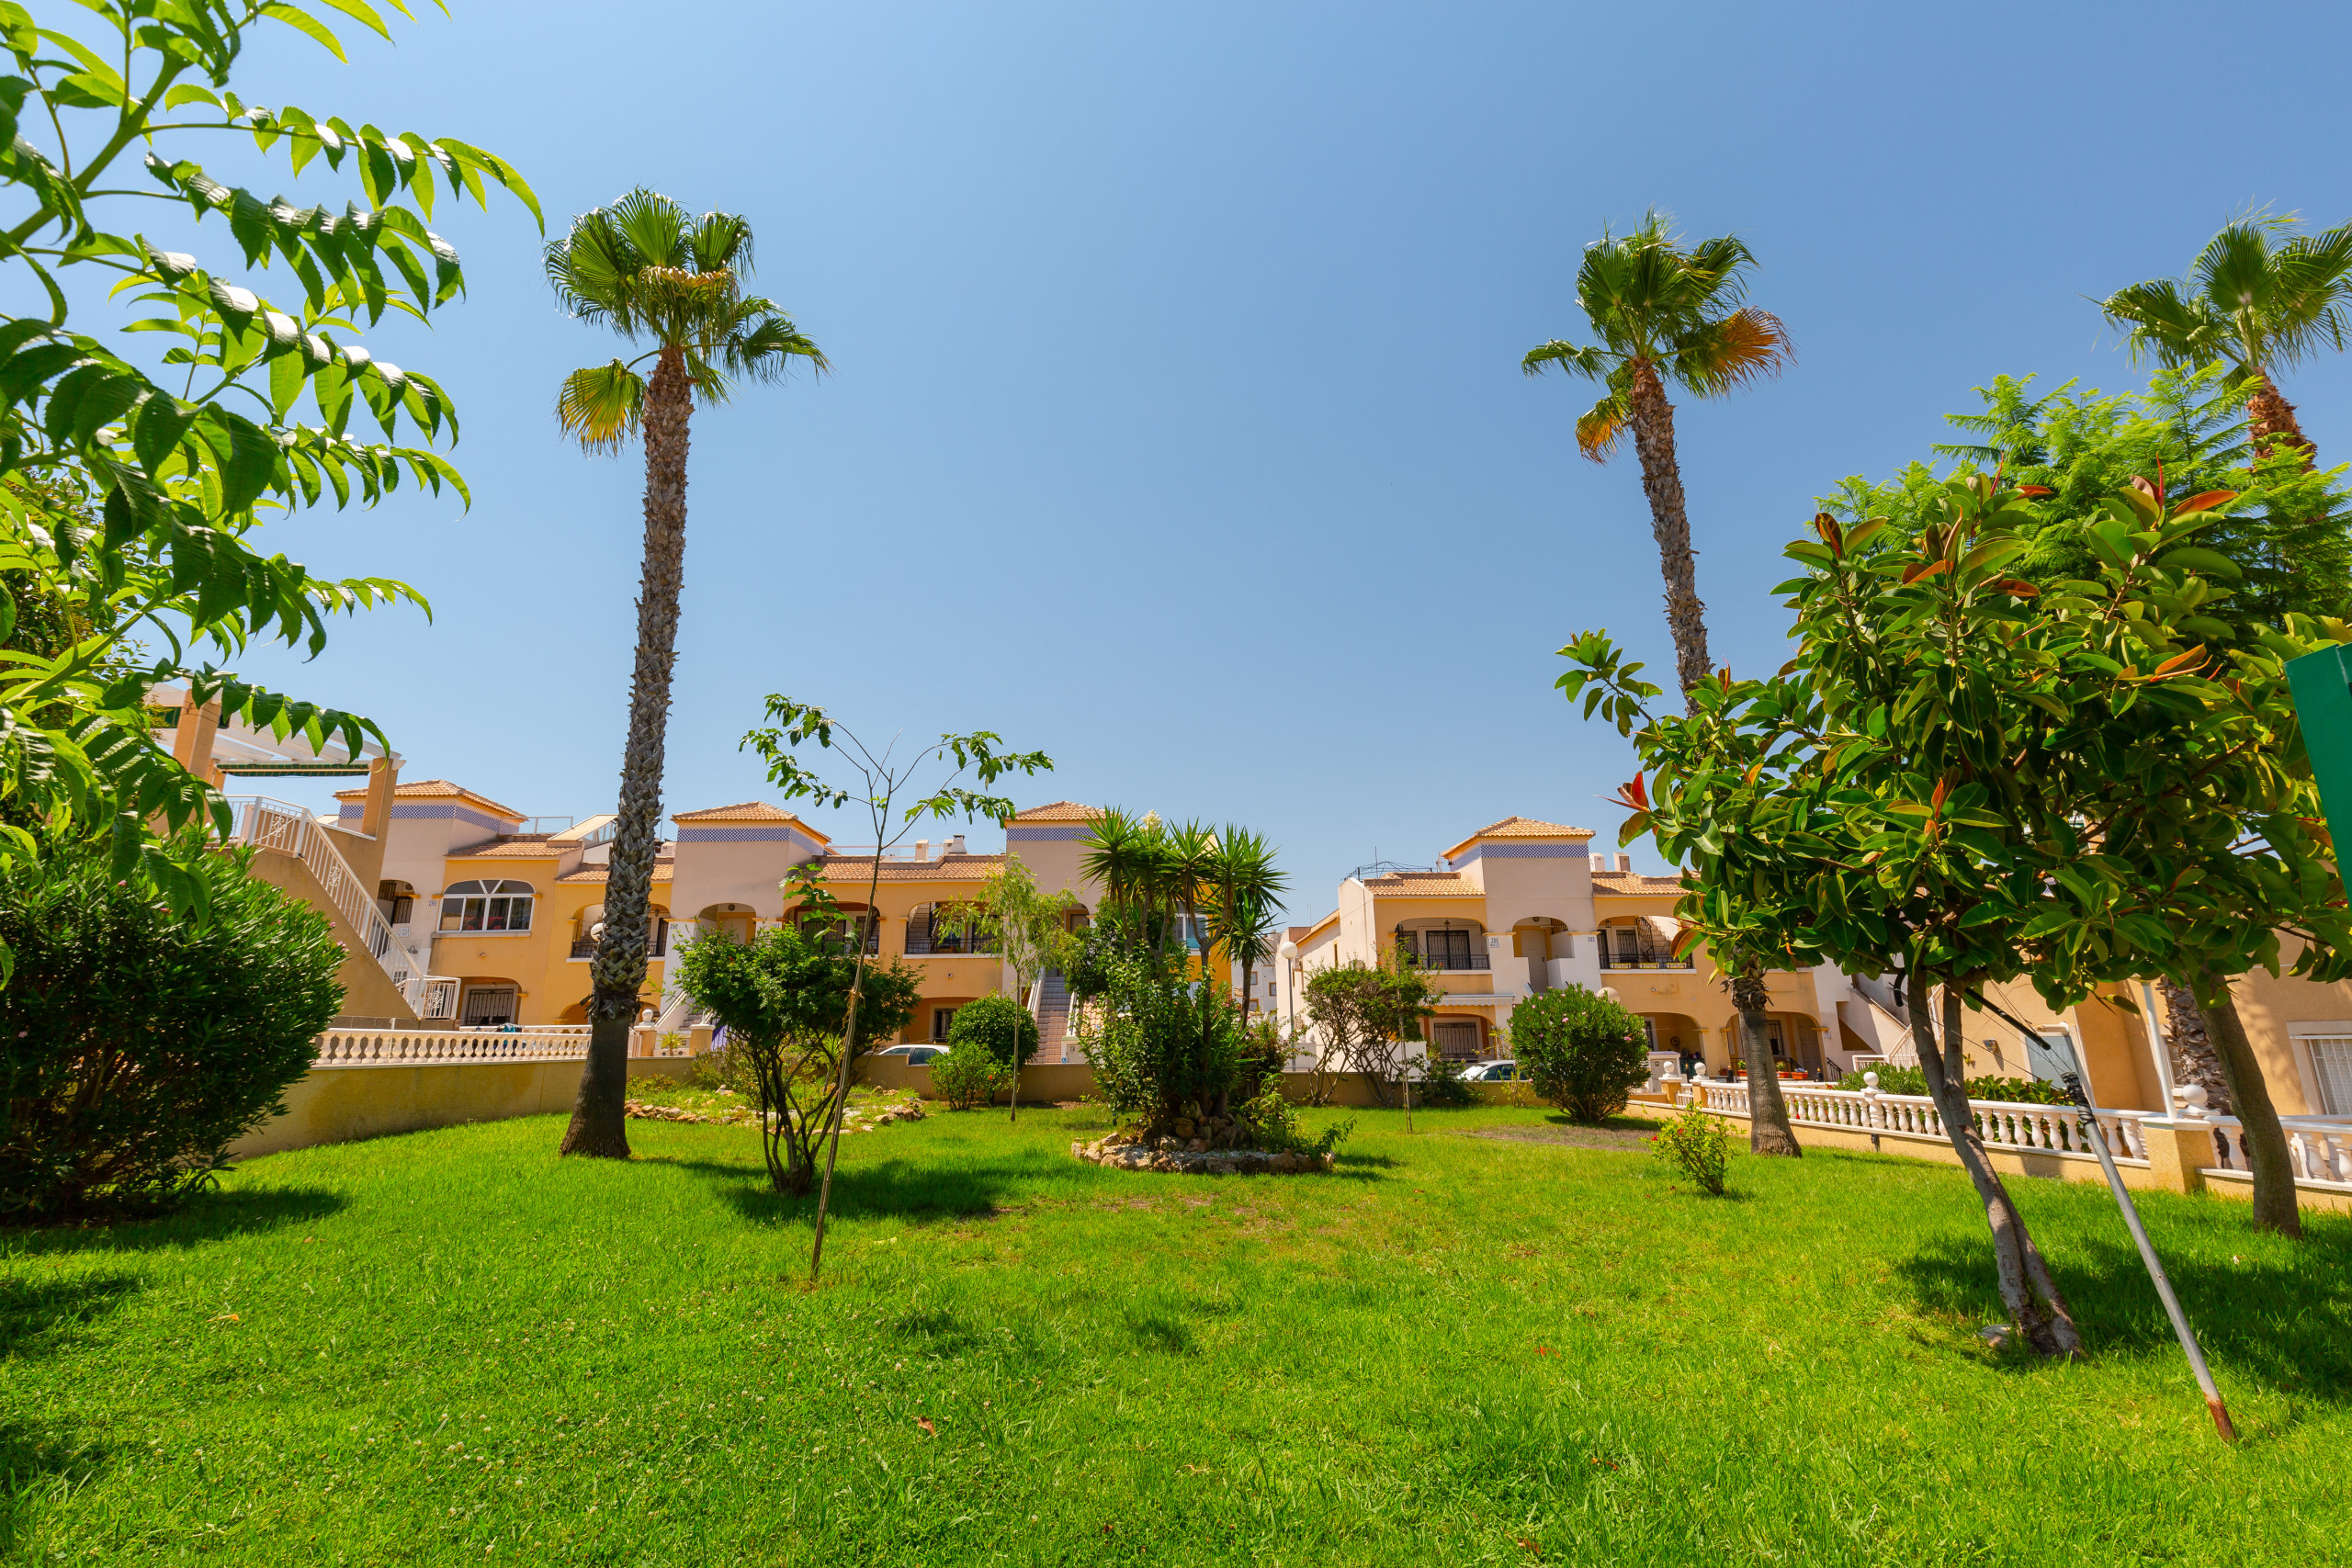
left=1521, top=210, right=1792, bottom=460
left=2099, top=212, right=2352, bottom=456
left=548, top=188, right=827, bottom=452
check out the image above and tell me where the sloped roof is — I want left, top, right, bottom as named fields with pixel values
left=332, top=778, right=525, bottom=818
left=1006, top=801, right=1102, bottom=823
left=820, top=852, right=1006, bottom=884
left=556, top=863, right=675, bottom=886
left=1440, top=815, right=1593, bottom=862
left=448, top=836, right=564, bottom=860
left=672, top=801, right=829, bottom=838
left=1363, top=872, right=1481, bottom=898
left=1295, top=910, right=1340, bottom=944
left=1590, top=869, right=1690, bottom=895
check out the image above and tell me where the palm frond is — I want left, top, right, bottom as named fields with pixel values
left=1669, top=307, right=1793, bottom=398
left=1521, top=339, right=1614, bottom=380
left=610, top=188, right=693, bottom=271
left=690, top=210, right=756, bottom=277
left=555, top=360, right=645, bottom=455
left=1576, top=384, right=1633, bottom=463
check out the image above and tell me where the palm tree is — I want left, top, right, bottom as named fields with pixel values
left=1526, top=212, right=1800, bottom=1155
left=1522, top=211, right=1792, bottom=701
left=547, top=189, right=828, bottom=1159
left=2100, top=212, right=2352, bottom=459
left=1204, top=826, right=1288, bottom=1111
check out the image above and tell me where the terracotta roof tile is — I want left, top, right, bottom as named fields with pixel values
left=1590, top=870, right=1690, bottom=894
left=331, top=777, right=525, bottom=818
left=673, top=801, right=825, bottom=832
left=1006, top=801, right=1101, bottom=823
left=448, top=836, right=566, bottom=860
left=1363, top=873, right=1481, bottom=897
left=556, top=863, right=675, bottom=885
left=820, top=852, right=1006, bottom=883
left=1439, top=815, right=1594, bottom=861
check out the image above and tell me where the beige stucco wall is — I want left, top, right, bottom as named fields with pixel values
left=231, top=1056, right=696, bottom=1160
left=242, top=848, right=415, bottom=1025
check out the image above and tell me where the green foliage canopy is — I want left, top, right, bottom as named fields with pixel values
left=1507, top=985, right=1649, bottom=1123
left=945, top=992, right=1041, bottom=1069
left=0, top=0, right=537, bottom=929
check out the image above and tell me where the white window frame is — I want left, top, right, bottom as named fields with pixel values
left=2288, top=1021, right=2352, bottom=1115
left=439, top=878, right=537, bottom=935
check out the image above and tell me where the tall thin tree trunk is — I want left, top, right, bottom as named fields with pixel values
left=2245, top=368, right=2313, bottom=461
left=2156, top=976, right=2233, bottom=1115
left=561, top=344, right=693, bottom=1159
left=1730, top=968, right=1801, bottom=1156
left=2190, top=966, right=2302, bottom=1238
left=1623, top=358, right=1712, bottom=700
left=1913, top=975, right=2081, bottom=1359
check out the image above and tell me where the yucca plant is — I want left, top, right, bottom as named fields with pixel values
left=548, top=189, right=828, bottom=1159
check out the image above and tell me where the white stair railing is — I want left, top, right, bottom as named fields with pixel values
left=224, top=795, right=448, bottom=1015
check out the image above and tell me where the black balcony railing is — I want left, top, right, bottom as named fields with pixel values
left=1415, top=953, right=1490, bottom=972
left=1598, top=947, right=1690, bottom=971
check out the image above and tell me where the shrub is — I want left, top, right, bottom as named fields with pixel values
left=1069, top=932, right=1245, bottom=1127
left=944, top=992, right=1041, bottom=1068
left=1834, top=1066, right=2065, bottom=1104
left=930, top=1041, right=1012, bottom=1111
left=0, top=841, right=344, bottom=1220
left=1411, top=1052, right=1477, bottom=1109
left=1235, top=1085, right=1353, bottom=1157
left=1651, top=1102, right=1734, bottom=1195
left=1508, top=985, right=1649, bottom=1122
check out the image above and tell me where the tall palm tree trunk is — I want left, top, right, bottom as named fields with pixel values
left=561, top=344, right=693, bottom=1159
left=1914, top=976, right=2080, bottom=1358
left=1730, top=971, right=1801, bottom=1156
left=2245, top=368, right=2312, bottom=459
left=1623, top=359, right=1712, bottom=699
left=2188, top=967, right=2302, bottom=1238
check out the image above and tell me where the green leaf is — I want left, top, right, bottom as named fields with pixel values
left=2155, top=546, right=2245, bottom=581
left=257, top=3, right=348, bottom=60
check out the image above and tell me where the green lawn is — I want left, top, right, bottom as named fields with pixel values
left=5, top=1102, right=2348, bottom=1565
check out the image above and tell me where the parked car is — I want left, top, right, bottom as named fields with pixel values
left=1457, top=1059, right=1518, bottom=1082
left=870, top=1043, right=944, bottom=1066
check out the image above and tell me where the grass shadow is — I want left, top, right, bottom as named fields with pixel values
left=663, top=1153, right=1055, bottom=1226
left=0, top=1275, right=139, bottom=1362
left=1, top=1188, right=349, bottom=1259
left=1890, top=1221, right=2352, bottom=1400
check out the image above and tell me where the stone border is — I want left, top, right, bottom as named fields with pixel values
left=1072, top=1137, right=1336, bottom=1175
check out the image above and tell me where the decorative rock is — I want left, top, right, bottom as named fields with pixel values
left=1069, top=1139, right=1334, bottom=1176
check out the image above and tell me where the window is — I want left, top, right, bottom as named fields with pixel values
left=1432, top=1020, right=1481, bottom=1060
left=461, top=985, right=518, bottom=1026
left=439, top=879, right=535, bottom=934
left=2307, top=1036, right=2352, bottom=1115
left=931, top=1006, right=960, bottom=1043
left=377, top=879, right=415, bottom=926
left=1599, top=918, right=1687, bottom=969
left=1396, top=920, right=1490, bottom=971
left=905, top=904, right=995, bottom=956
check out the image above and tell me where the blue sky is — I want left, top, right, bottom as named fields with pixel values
left=148, top=0, right=2352, bottom=924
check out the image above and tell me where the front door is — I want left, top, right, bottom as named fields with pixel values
left=461, top=985, right=518, bottom=1027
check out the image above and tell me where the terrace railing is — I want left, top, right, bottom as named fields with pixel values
left=226, top=795, right=451, bottom=1016
left=310, top=1022, right=695, bottom=1066
left=1686, top=1078, right=2157, bottom=1163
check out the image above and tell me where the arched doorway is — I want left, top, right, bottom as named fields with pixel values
left=1511, top=917, right=1569, bottom=991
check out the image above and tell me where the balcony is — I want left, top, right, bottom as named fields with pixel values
left=1408, top=953, right=1490, bottom=972
left=1598, top=946, right=1692, bottom=971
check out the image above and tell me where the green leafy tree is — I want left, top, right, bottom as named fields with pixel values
left=1521, top=210, right=1792, bottom=699
left=672, top=868, right=919, bottom=1195
left=741, top=698, right=1050, bottom=1278
left=1824, top=367, right=2352, bottom=629
left=1301, top=952, right=1442, bottom=1109
left=2098, top=212, right=2352, bottom=458
left=942, top=856, right=1076, bottom=1122
left=944, top=992, right=1041, bottom=1069
left=0, top=836, right=343, bottom=1218
left=548, top=190, right=828, bottom=1160
left=1524, top=212, right=1803, bottom=1156
left=1562, top=472, right=2352, bottom=1350
left=0, top=0, right=537, bottom=936
left=1508, top=985, right=1648, bottom=1122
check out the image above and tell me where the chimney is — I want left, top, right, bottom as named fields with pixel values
left=914, top=839, right=930, bottom=861
left=947, top=834, right=967, bottom=856
left=1615, top=852, right=1632, bottom=873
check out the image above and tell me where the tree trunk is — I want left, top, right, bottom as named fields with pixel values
left=1623, top=357, right=1713, bottom=703
left=2191, top=966, right=2302, bottom=1238
left=2155, top=976, right=2233, bottom=1115
left=2245, top=369, right=2313, bottom=462
left=560, top=344, right=694, bottom=1160
left=1912, top=976, right=2081, bottom=1359
left=1729, top=967, right=1801, bottom=1155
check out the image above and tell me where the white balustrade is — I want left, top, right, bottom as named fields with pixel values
left=1690, top=1077, right=2156, bottom=1164
left=312, top=1024, right=594, bottom=1066
left=2188, top=1112, right=2352, bottom=1186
